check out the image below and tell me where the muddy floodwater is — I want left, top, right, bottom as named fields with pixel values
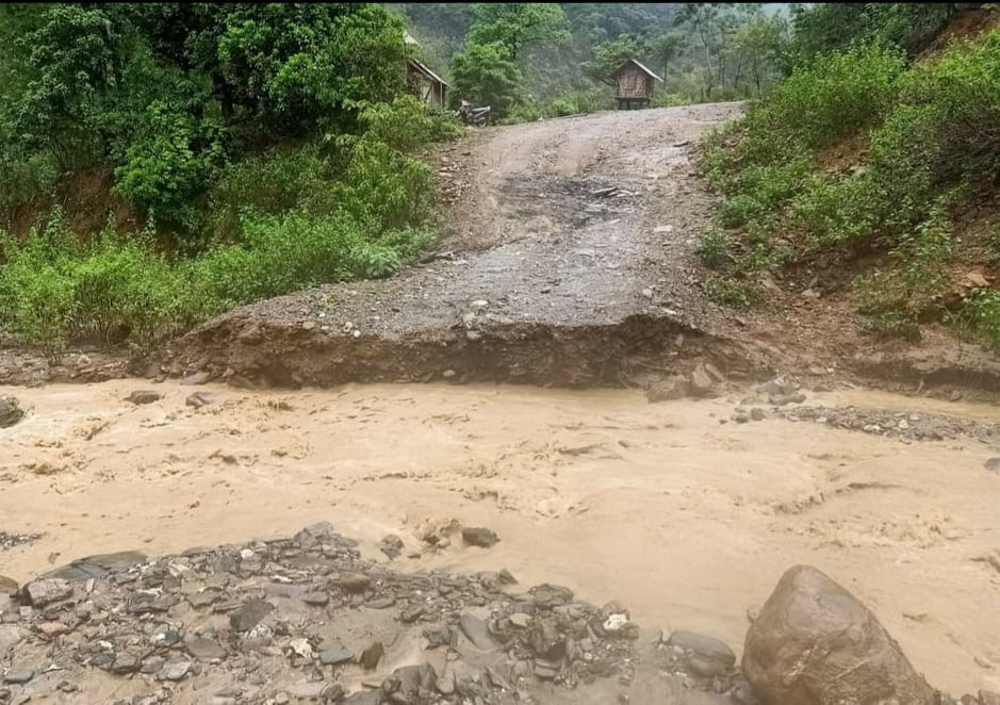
left=1, top=380, right=999, bottom=695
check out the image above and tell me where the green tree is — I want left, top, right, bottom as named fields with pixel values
left=466, top=3, right=571, bottom=60
left=450, top=41, right=524, bottom=116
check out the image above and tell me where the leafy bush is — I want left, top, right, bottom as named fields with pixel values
left=741, top=43, right=906, bottom=158
left=450, top=41, right=524, bottom=117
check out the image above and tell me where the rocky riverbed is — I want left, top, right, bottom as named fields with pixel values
left=1, top=525, right=997, bottom=705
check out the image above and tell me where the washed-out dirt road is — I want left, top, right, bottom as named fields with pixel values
left=1, top=105, right=1000, bottom=704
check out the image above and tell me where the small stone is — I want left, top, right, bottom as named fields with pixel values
left=0, top=576, right=18, bottom=594
left=668, top=630, right=736, bottom=677
left=400, top=605, right=424, bottom=623
left=185, top=392, right=214, bottom=409
left=333, top=572, right=371, bottom=594
left=466, top=330, right=482, bottom=341
left=23, top=578, right=72, bottom=606
left=980, top=690, right=1000, bottom=705
left=160, top=660, right=191, bottom=681
left=0, top=626, right=26, bottom=652
left=689, top=363, right=716, bottom=397
left=150, top=624, right=182, bottom=648
left=534, top=664, right=558, bottom=680
left=641, top=288, right=654, bottom=298
left=769, top=392, right=807, bottom=406
left=360, top=641, right=384, bottom=670
left=302, top=592, right=329, bottom=607
left=140, top=656, right=165, bottom=675
left=436, top=670, right=456, bottom=695
left=319, top=645, right=354, bottom=666
left=180, top=371, right=212, bottom=386
left=186, top=637, right=227, bottom=661
left=459, top=614, right=497, bottom=651
left=646, top=375, right=690, bottom=402
left=3, top=670, right=33, bottom=684
left=111, top=653, right=140, bottom=674
left=509, top=613, right=531, bottom=628
left=37, top=621, right=69, bottom=637
left=461, top=527, right=500, bottom=548
left=127, top=390, right=162, bottom=405
left=380, top=534, right=404, bottom=560
left=733, top=411, right=750, bottom=424
left=288, top=638, right=313, bottom=659
left=750, top=408, right=766, bottom=421
left=229, top=599, right=273, bottom=632
left=603, top=614, right=629, bottom=632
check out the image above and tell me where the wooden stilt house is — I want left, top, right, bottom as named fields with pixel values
left=612, top=59, right=663, bottom=110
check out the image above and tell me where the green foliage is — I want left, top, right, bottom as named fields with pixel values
left=451, top=41, right=524, bottom=116
left=505, top=88, right=612, bottom=123
left=466, top=3, right=571, bottom=60
left=0, top=95, right=451, bottom=351
left=790, top=3, right=954, bottom=64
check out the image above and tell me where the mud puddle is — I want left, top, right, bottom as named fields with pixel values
left=1, top=380, right=999, bottom=695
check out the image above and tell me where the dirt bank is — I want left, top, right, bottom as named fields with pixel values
left=2, top=379, right=999, bottom=696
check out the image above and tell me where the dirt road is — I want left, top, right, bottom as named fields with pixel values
left=168, top=104, right=755, bottom=389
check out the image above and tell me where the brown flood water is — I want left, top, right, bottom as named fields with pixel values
left=1, top=380, right=998, bottom=694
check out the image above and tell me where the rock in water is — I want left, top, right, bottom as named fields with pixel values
left=0, top=396, right=25, bottom=429
left=742, top=565, right=935, bottom=705
left=126, top=390, right=162, bottom=405
left=646, top=375, right=690, bottom=403
left=461, top=527, right=500, bottom=548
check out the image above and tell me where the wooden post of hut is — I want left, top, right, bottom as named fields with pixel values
left=612, top=59, right=663, bottom=111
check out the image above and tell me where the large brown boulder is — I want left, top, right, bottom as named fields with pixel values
left=742, top=565, right=935, bottom=705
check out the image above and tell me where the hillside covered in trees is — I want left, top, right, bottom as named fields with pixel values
left=697, top=3, right=1000, bottom=350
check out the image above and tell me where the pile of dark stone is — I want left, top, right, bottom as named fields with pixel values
left=0, top=533, right=42, bottom=552
left=771, top=405, right=1000, bottom=443
left=1, top=526, right=996, bottom=705
left=0, top=523, right=640, bottom=705
left=0, top=396, right=24, bottom=429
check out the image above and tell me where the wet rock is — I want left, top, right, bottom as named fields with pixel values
left=110, top=653, right=141, bottom=674
left=769, top=392, right=807, bottom=406
left=45, top=550, right=146, bottom=581
left=0, top=625, right=26, bottom=652
left=360, top=641, right=384, bottom=670
left=303, top=591, right=329, bottom=606
left=667, top=631, right=736, bottom=677
left=733, top=411, right=751, bottom=424
left=980, top=691, right=1000, bottom=705
left=3, top=670, right=33, bottom=684
left=150, top=624, right=182, bottom=648
left=750, top=408, right=766, bottom=422
left=386, top=663, right=438, bottom=701
left=380, top=534, right=405, bottom=560
left=334, top=572, right=371, bottom=594
left=229, top=599, right=274, bottom=633
left=185, top=637, right=228, bottom=661
left=22, top=578, right=72, bottom=606
left=509, top=613, right=532, bottom=629
left=159, top=660, right=191, bottom=681
left=180, top=371, right=212, bottom=386
left=647, top=376, right=690, bottom=403
left=462, top=527, right=500, bottom=548
left=37, top=621, right=69, bottom=637
left=0, top=396, right=25, bottom=429
left=0, top=576, right=18, bottom=594
left=319, top=644, right=354, bottom=666
left=742, top=565, right=935, bottom=705
left=459, top=614, right=497, bottom=651
left=689, top=364, right=716, bottom=397
left=185, top=392, right=214, bottom=409
left=756, top=377, right=797, bottom=396
left=127, top=390, right=162, bottom=405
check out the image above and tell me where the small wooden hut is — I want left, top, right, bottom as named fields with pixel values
left=403, top=31, right=449, bottom=110
left=611, top=59, right=663, bottom=110
left=406, top=58, right=449, bottom=110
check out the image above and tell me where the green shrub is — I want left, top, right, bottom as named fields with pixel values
left=742, top=43, right=906, bottom=158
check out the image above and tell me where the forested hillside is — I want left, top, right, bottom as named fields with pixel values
left=697, top=3, right=1000, bottom=349
left=390, top=3, right=792, bottom=118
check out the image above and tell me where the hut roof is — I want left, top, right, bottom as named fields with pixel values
left=407, top=58, right=449, bottom=87
left=613, top=59, right=664, bottom=83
